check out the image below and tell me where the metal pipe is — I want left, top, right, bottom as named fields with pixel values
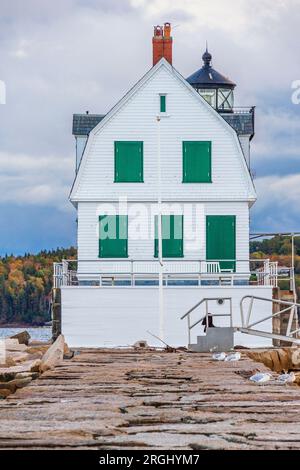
left=181, top=297, right=232, bottom=320
left=187, top=315, right=191, bottom=345
left=247, top=306, right=293, bottom=329
left=246, top=296, right=254, bottom=327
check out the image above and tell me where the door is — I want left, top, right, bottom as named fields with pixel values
left=206, top=216, right=236, bottom=271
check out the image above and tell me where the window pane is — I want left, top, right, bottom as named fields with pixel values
left=218, top=89, right=234, bottom=110
left=198, top=89, right=216, bottom=108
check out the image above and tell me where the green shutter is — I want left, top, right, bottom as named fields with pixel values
left=183, top=141, right=211, bottom=183
left=206, top=216, right=236, bottom=271
left=154, top=215, right=183, bottom=258
left=160, top=95, right=166, bottom=113
left=99, top=215, right=128, bottom=258
left=114, top=141, right=143, bottom=182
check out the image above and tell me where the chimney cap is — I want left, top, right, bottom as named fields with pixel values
left=163, top=22, right=171, bottom=38
left=154, top=25, right=163, bottom=37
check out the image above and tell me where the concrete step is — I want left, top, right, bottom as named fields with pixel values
left=188, top=327, right=234, bottom=352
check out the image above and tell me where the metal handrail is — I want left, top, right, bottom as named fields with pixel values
left=190, top=313, right=232, bottom=330
left=220, top=106, right=255, bottom=114
left=180, top=297, right=232, bottom=320
left=181, top=297, right=233, bottom=345
left=240, top=295, right=300, bottom=341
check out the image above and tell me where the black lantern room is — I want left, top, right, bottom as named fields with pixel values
left=186, top=49, right=236, bottom=113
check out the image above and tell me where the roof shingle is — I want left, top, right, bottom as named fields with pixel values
left=72, top=114, right=106, bottom=136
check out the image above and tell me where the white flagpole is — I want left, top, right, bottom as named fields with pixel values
left=157, top=115, right=164, bottom=340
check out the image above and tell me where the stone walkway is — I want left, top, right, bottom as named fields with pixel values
left=0, top=348, right=300, bottom=449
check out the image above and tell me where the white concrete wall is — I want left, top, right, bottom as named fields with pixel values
left=61, top=285, right=273, bottom=348
left=72, top=64, right=255, bottom=202
left=77, top=201, right=249, bottom=274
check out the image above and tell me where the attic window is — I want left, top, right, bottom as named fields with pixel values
left=160, top=94, right=166, bottom=113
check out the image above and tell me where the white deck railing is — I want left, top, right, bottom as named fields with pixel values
left=53, top=259, right=280, bottom=288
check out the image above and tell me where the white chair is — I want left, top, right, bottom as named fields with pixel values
left=203, top=261, right=221, bottom=274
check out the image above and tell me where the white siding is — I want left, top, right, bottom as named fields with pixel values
left=77, top=201, right=249, bottom=274
left=71, top=64, right=255, bottom=203
left=61, top=285, right=273, bottom=348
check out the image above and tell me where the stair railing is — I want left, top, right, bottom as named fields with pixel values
left=181, top=297, right=233, bottom=345
left=239, top=295, right=300, bottom=343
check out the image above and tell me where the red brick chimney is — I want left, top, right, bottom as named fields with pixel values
left=152, top=22, right=173, bottom=66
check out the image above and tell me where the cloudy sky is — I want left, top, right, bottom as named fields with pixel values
left=0, top=0, right=300, bottom=255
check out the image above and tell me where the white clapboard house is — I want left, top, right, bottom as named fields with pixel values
left=54, top=24, right=281, bottom=348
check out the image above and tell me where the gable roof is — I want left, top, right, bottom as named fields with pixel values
left=70, top=58, right=256, bottom=202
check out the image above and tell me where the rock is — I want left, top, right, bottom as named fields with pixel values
left=63, top=343, right=74, bottom=359
left=29, top=359, right=42, bottom=373
left=0, top=389, right=11, bottom=399
left=0, top=381, right=15, bottom=392
left=0, top=372, right=16, bottom=382
left=14, top=377, right=32, bottom=388
left=0, top=377, right=32, bottom=393
left=26, top=345, right=49, bottom=356
left=29, top=340, right=51, bottom=346
left=0, top=357, right=16, bottom=368
left=294, top=372, right=300, bottom=385
left=15, top=372, right=39, bottom=380
left=5, top=351, right=30, bottom=363
left=133, top=340, right=150, bottom=349
left=64, top=350, right=74, bottom=360
left=291, top=348, right=300, bottom=368
left=0, top=359, right=41, bottom=375
left=269, top=350, right=282, bottom=372
left=4, top=339, right=28, bottom=352
left=277, top=349, right=290, bottom=372
left=40, top=335, right=65, bottom=373
left=10, top=331, right=30, bottom=346
left=246, top=347, right=300, bottom=373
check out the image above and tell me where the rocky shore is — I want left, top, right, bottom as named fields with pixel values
left=0, top=332, right=70, bottom=399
